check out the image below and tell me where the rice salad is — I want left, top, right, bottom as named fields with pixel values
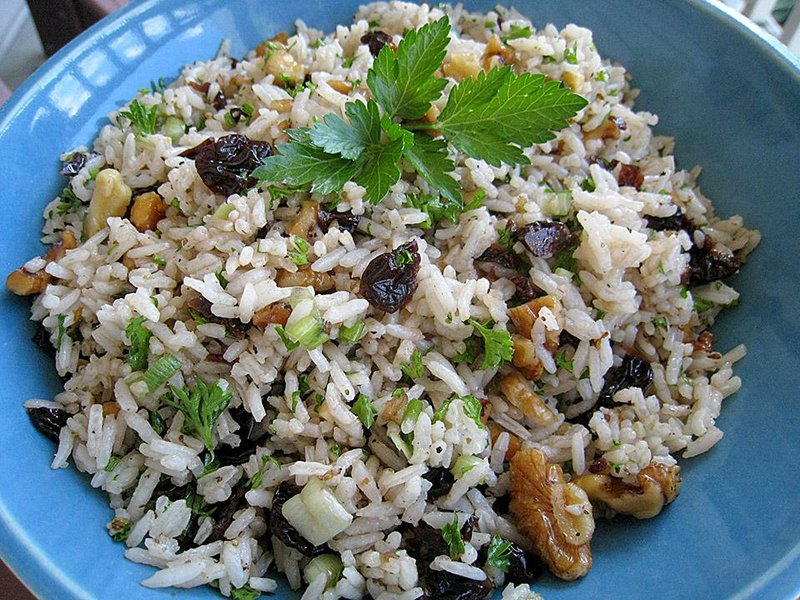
left=7, top=2, right=760, bottom=599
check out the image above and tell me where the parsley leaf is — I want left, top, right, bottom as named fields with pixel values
left=486, top=535, right=513, bottom=571
left=468, top=319, right=513, bottom=370
left=351, top=393, right=377, bottom=429
left=460, top=394, right=485, bottom=429
left=433, top=397, right=453, bottom=423
left=288, top=235, right=310, bottom=265
left=56, top=187, right=82, bottom=215
left=309, top=99, right=382, bottom=160
left=500, top=24, right=532, bottom=43
left=354, top=131, right=406, bottom=204
left=253, top=133, right=358, bottom=195
left=230, top=585, right=262, bottom=600
left=442, top=514, right=465, bottom=559
left=555, top=348, right=574, bottom=373
left=436, top=67, right=589, bottom=166
left=367, top=17, right=451, bottom=119
left=125, top=316, right=152, bottom=372
left=119, top=99, right=160, bottom=136
left=406, top=191, right=462, bottom=228
left=164, top=379, right=233, bottom=456
left=402, top=133, right=461, bottom=205
left=652, top=316, right=668, bottom=329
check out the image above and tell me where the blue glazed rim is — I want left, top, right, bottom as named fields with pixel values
left=1, top=1, right=799, bottom=599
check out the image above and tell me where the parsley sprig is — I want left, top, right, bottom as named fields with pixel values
left=119, top=99, right=160, bottom=137
left=254, top=17, right=587, bottom=207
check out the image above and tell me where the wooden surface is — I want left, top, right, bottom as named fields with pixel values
left=1, top=559, right=36, bottom=600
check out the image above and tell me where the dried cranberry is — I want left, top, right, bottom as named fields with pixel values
left=27, top=406, right=69, bottom=442
left=318, top=207, right=361, bottom=233
left=359, top=240, right=420, bottom=313
left=647, top=206, right=692, bottom=233
left=475, top=245, right=537, bottom=301
left=361, top=31, right=394, bottom=56
left=688, top=240, right=741, bottom=285
left=423, top=467, right=455, bottom=499
left=598, top=355, right=653, bottom=407
left=617, top=163, right=644, bottom=190
left=514, top=221, right=577, bottom=258
left=269, top=483, right=327, bottom=556
left=188, top=81, right=211, bottom=95
left=181, top=134, right=272, bottom=196
left=59, top=152, right=87, bottom=177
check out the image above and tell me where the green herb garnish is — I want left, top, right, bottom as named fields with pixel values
left=125, top=316, right=152, bottom=372
left=652, top=316, right=668, bottom=329
left=500, top=24, right=532, bottom=43
left=164, top=379, right=232, bottom=456
left=400, top=349, right=425, bottom=379
left=288, top=235, right=310, bottom=265
left=254, top=17, right=586, bottom=206
left=442, top=514, right=465, bottom=559
left=468, top=319, right=513, bottom=370
left=138, top=353, right=182, bottom=393
left=119, top=99, right=160, bottom=136
left=351, top=394, right=377, bottom=429
left=486, top=535, right=513, bottom=571
left=339, top=320, right=366, bottom=344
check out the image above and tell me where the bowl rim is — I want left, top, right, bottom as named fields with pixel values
left=0, top=0, right=799, bottom=599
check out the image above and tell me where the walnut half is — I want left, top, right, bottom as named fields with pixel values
left=510, top=447, right=594, bottom=581
left=572, top=463, right=681, bottom=519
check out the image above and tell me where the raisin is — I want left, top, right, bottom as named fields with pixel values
left=215, top=406, right=270, bottom=466
left=269, top=483, right=327, bottom=556
left=187, top=296, right=249, bottom=339
left=598, top=355, right=653, bottom=407
left=359, top=240, right=420, bottom=313
left=188, top=81, right=211, bottom=95
left=647, top=206, right=692, bottom=233
left=318, top=207, right=361, bottom=233
left=212, top=90, right=227, bottom=110
left=514, top=221, right=577, bottom=258
left=207, top=482, right=248, bottom=543
left=420, top=570, right=494, bottom=600
left=617, top=163, right=644, bottom=190
left=181, top=134, right=272, bottom=196
left=475, top=245, right=537, bottom=301
left=361, top=31, right=393, bottom=56
left=688, top=240, right=741, bottom=285
left=59, top=152, right=87, bottom=177
left=423, top=467, right=455, bottom=499
left=32, top=323, right=56, bottom=358
left=504, top=543, right=545, bottom=584
left=27, top=406, right=69, bottom=442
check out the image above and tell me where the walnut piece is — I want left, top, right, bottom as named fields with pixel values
left=276, top=268, right=335, bottom=292
left=252, top=303, right=292, bottom=330
left=510, top=447, right=594, bottom=581
left=508, top=295, right=561, bottom=350
left=6, top=230, right=78, bottom=296
left=572, top=463, right=681, bottom=519
left=499, top=370, right=558, bottom=427
left=130, top=192, right=167, bottom=232
left=287, top=201, right=319, bottom=240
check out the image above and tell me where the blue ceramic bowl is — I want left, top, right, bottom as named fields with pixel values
left=1, top=1, right=799, bottom=598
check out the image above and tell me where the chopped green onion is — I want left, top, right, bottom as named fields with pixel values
left=275, top=325, right=300, bottom=350
left=580, top=177, right=596, bottom=192
left=111, top=520, right=131, bottom=542
left=694, top=297, right=715, bottom=313
left=339, top=320, right=366, bottom=344
left=139, top=354, right=182, bottom=393
left=564, top=45, right=578, bottom=64
left=388, top=430, right=413, bottom=459
left=149, top=409, right=166, bottom=436
left=451, top=454, right=482, bottom=477
left=303, top=553, right=344, bottom=589
left=162, top=115, right=186, bottom=143
left=285, top=312, right=329, bottom=350
left=281, top=477, right=353, bottom=546
left=395, top=249, right=414, bottom=266
left=230, top=585, right=262, bottom=600
left=104, top=456, right=121, bottom=472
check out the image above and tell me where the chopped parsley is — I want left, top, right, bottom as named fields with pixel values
left=164, top=378, right=232, bottom=456
left=230, top=585, right=262, bottom=600
left=125, top=316, right=152, bottom=372
left=402, top=398, right=425, bottom=425
left=288, top=235, right=310, bottom=265
left=486, top=535, right=513, bottom=571
left=564, top=45, right=578, bottom=64
left=395, top=249, right=415, bottom=266
left=118, top=99, right=160, bottom=136
left=351, top=394, right=377, bottom=429
left=253, top=17, right=586, bottom=206
left=442, top=514, right=465, bottom=559
left=433, top=397, right=453, bottom=423
left=405, top=191, right=461, bottom=228
left=580, top=176, right=596, bottom=192
left=555, top=348, right=574, bottom=373
left=56, top=187, right=82, bottom=215
left=468, top=319, right=513, bottom=370
left=400, top=349, right=425, bottom=379
left=149, top=409, right=166, bottom=436
left=652, top=316, right=668, bottom=329
left=496, top=227, right=514, bottom=250
left=500, top=24, right=532, bottom=44
left=694, top=297, right=715, bottom=313
left=111, top=520, right=131, bottom=542
left=460, top=394, right=485, bottom=429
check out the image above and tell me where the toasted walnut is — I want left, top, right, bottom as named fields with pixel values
left=572, top=463, right=681, bottom=519
left=265, top=46, right=306, bottom=87
left=276, top=268, right=335, bottom=292
left=584, top=116, right=626, bottom=141
left=482, top=35, right=515, bottom=71
left=510, top=448, right=593, bottom=581
left=562, top=71, right=584, bottom=92
left=328, top=80, right=352, bottom=94
left=7, top=230, right=78, bottom=296
left=508, top=296, right=561, bottom=352
left=499, top=371, right=558, bottom=427
left=488, top=422, right=521, bottom=461
left=102, top=401, right=121, bottom=417
left=380, top=391, right=408, bottom=425
left=85, top=169, right=133, bottom=236
left=693, top=330, right=715, bottom=353
left=443, top=53, right=482, bottom=80
left=252, top=303, right=292, bottom=329
left=287, top=201, right=318, bottom=240
left=269, top=99, right=294, bottom=113
left=512, top=334, right=544, bottom=380
left=130, top=192, right=167, bottom=232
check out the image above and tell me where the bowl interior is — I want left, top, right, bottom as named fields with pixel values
left=1, top=1, right=799, bottom=598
